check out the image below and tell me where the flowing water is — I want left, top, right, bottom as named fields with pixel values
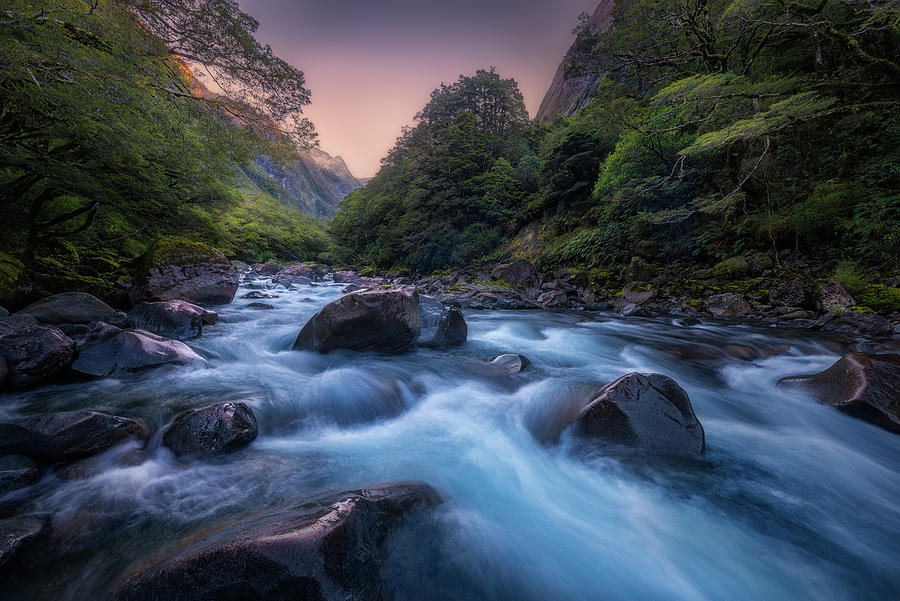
left=1, top=279, right=899, bottom=600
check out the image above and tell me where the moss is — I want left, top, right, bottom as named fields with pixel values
left=746, top=252, right=773, bottom=273
left=851, top=306, right=876, bottom=314
left=713, top=256, right=750, bottom=280
left=0, top=252, right=24, bottom=301
left=142, top=237, right=224, bottom=271
left=832, top=260, right=868, bottom=297
left=857, top=285, right=900, bottom=314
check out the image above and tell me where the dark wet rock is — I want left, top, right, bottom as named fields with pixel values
left=0, top=411, right=148, bottom=462
left=247, top=282, right=272, bottom=290
left=677, top=317, right=701, bottom=327
left=489, top=354, right=529, bottom=374
left=537, top=290, right=567, bottom=308
left=0, top=355, right=5, bottom=389
left=779, top=353, right=900, bottom=433
left=130, top=239, right=240, bottom=306
left=251, top=262, right=281, bottom=277
left=115, top=482, right=440, bottom=601
left=573, top=373, right=705, bottom=456
left=294, top=287, right=421, bottom=353
left=290, top=275, right=312, bottom=286
left=620, top=303, right=651, bottom=317
left=813, top=311, right=891, bottom=338
left=625, top=256, right=656, bottom=282
left=0, top=455, right=40, bottom=494
left=127, top=300, right=215, bottom=340
left=272, top=264, right=322, bottom=284
left=15, top=292, right=127, bottom=326
left=342, top=283, right=365, bottom=294
left=705, top=293, right=751, bottom=318
left=231, top=260, right=251, bottom=274
left=0, top=307, right=7, bottom=319
left=418, top=296, right=467, bottom=348
left=72, top=325, right=206, bottom=377
left=0, top=516, right=48, bottom=571
left=817, top=282, right=855, bottom=312
left=163, top=402, right=258, bottom=456
left=491, top=260, right=539, bottom=289
left=55, top=445, right=147, bottom=481
left=769, top=281, right=806, bottom=308
left=241, top=290, right=278, bottom=299
left=0, top=318, right=75, bottom=388
left=246, top=302, right=275, bottom=310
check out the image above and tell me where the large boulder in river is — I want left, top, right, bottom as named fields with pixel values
left=162, top=402, right=258, bottom=456
left=573, top=373, right=705, bottom=456
left=418, top=295, right=467, bottom=348
left=15, top=292, right=127, bottom=326
left=127, top=300, right=216, bottom=340
left=272, top=263, right=322, bottom=284
left=779, top=353, right=900, bottom=433
left=115, top=483, right=440, bottom=601
left=294, top=287, right=422, bottom=353
left=704, top=293, right=751, bottom=317
left=129, top=238, right=239, bottom=306
left=0, top=315, right=75, bottom=388
left=0, top=411, right=147, bottom=462
left=0, top=455, right=41, bottom=494
left=491, top=260, right=539, bottom=290
left=333, top=270, right=360, bottom=283
left=72, top=323, right=207, bottom=377
left=489, top=353, right=530, bottom=374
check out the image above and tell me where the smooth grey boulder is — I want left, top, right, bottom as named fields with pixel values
left=0, top=455, right=41, bottom=494
left=705, top=293, right=751, bottom=317
left=0, top=317, right=75, bottom=388
left=489, top=354, right=529, bottom=374
left=15, top=292, right=126, bottom=326
left=127, top=300, right=216, bottom=340
left=573, top=373, right=705, bottom=456
left=333, top=270, right=360, bottom=283
left=72, top=324, right=207, bottom=377
left=130, top=240, right=239, bottom=306
left=0, top=411, right=147, bottom=462
left=294, top=287, right=422, bottom=353
left=779, top=353, right=900, bottom=433
left=115, top=483, right=440, bottom=601
left=162, top=402, right=258, bottom=456
left=0, top=516, right=48, bottom=571
left=418, top=295, right=467, bottom=348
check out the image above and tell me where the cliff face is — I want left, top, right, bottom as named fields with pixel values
left=535, top=0, right=616, bottom=122
left=255, top=149, right=361, bottom=219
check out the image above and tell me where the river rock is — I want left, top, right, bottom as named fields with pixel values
left=705, top=293, right=751, bottom=317
left=251, top=262, right=281, bottom=276
left=162, top=402, right=258, bottom=456
left=334, top=270, right=361, bottom=283
left=294, top=287, right=421, bottom=353
left=246, top=302, right=275, bottom=310
left=0, top=455, right=41, bottom=494
left=537, top=290, right=567, bottom=308
left=817, top=282, right=855, bottom=312
left=0, top=317, right=75, bottom=388
left=129, top=239, right=240, bottom=306
left=573, top=373, right=705, bottom=456
left=0, top=355, right=6, bottom=388
left=491, top=260, right=539, bottom=290
left=489, top=354, right=529, bottom=374
left=769, top=281, right=806, bottom=307
left=127, top=300, right=215, bottom=340
left=0, top=307, right=7, bottom=319
left=0, top=411, right=148, bottom=462
left=272, top=264, right=321, bottom=284
left=813, top=311, right=891, bottom=337
left=114, top=483, right=440, bottom=601
left=779, top=353, right=900, bottom=433
left=241, top=290, right=277, bottom=299
left=72, top=324, right=207, bottom=377
left=15, top=292, right=127, bottom=326
left=0, top=516, right=48, bottom=571
left=418, top=296, right=467, bottom=348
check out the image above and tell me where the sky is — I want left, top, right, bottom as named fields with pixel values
left=238, top=0, right=599, bottom=178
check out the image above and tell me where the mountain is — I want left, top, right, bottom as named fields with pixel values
left=535, top=0, right=615, bottom=122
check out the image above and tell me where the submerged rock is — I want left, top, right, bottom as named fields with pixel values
left=162, top=402, right=259, bottom=456
left=573, top=373, right=705, bottom=456
left=418, top=295, right=467, bottom=348
left=127, top=300, right=215, bottom=340
left=705, top=293, right=751, bottom=318
left=15, top=292, right=126, bottom=326
left=129, top=239, right=240, bottom=306
left=0, top=455, right=41, bottom=494
left=246, top=302, right=275, bottom=310
left=294, top=287, right=422, bottom=353
left=0, top=516, right=48, bottom=571
left=72, top=324, right=207, bottom=377
left=115, top=483, right=440, bottom=601
left=0, top=411, right=147, bottom=462
left=489, top=353, right=530, bottom=374
left=779, top=353, right=900, bottom=433
left=241, top=290, right=277, bottom=299
left=0, top=317, right=75, bottom=388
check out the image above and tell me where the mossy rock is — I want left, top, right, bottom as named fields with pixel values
left=141, top=237, right=227, bottom=272
left=713, top=256, right=750, bottom=280
left=857, top=285, right=900, bottom=314
left=625, top=256, right=656, bottom=282
left=746, top=252, right=774, bottom=274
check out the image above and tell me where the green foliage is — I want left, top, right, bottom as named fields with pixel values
left=713, top=256, right=750, bottom=280
left=832, top=260, right=868, bottom=297
left=857, top=285, right=900, bottom=314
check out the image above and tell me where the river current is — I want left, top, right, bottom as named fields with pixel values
left=1, top=279, right=899, bottom=600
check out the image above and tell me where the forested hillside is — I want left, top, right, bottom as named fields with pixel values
left=0, top=0, right=330, bottom=303
left=330, top=0, right=899, bottom=307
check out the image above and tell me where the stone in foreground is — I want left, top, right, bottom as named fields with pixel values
left=127, top=300, right=216, bottom=340
left=573, top=373, right=705, bottom=456
left=489, top=354, right=530, bottom=374
left=115, top=483, right=440, bottom=601
left=0, top=316, right=75, bottom=388
left=72, top=324, right=207, bottom=377
left=0, top=455, right=41, bottom=494
left=0, top=411, right=148, bottom=462
left=418, top=295, right=467, bottom=348
left=779, top=353, right=900, bottom=433
left=162, top=402, right=259, bottom=456
left=0, top=516, right=48, bottom=571
left=294, top=287, right=422, bottom=353
left=15, top=292, right=127, bottom=326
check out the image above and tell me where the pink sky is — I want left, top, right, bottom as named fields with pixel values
left=240, top=0, right=599, bottom=177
